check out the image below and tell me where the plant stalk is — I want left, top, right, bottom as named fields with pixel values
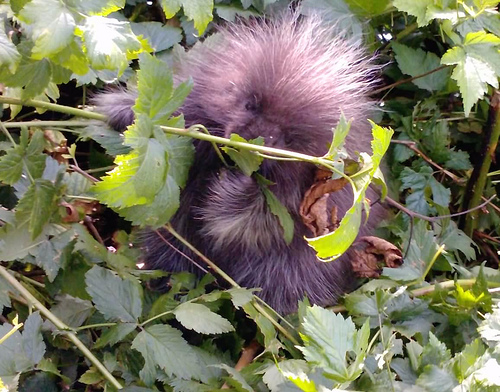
left=0, top=265, right=123, bottom=390
left=463, top=90, right=500, bottom=236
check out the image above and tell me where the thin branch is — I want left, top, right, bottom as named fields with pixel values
left=385, top=194, right=497, bottom=222
left=69, top=165, right=98, bottom=183
left=0, top=96, right=106, bottom=121
left=0, top=265, right=123, bottom=390
left=391, top=140, right=462, bottom=183
left=464, top=90, right=500, bottom=236
left=372, top=65, right=449, bottom=95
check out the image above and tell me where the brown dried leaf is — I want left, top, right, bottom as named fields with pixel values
left=350, top=236, right=403, bottom=278
left=299, top=170, right=348, bottom=236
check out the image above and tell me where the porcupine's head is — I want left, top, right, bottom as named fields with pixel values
left=179, top=12, right=378, bottom=169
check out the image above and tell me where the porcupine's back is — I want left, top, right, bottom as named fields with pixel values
left=95, top=13, right=383, bottom=314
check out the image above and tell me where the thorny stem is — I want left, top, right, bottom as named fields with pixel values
left=463, top=90, right=500, bottom=236
left=0, top=265, right=123, bottom=390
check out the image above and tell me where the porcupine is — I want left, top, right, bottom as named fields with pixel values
left=95, top=12, right=384, bottom=314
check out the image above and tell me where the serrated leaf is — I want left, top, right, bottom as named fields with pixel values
left=131, top=22, right=182, bottom=52
left=85, top=265, right=143, bottom=322
left=307, top=122, right=393, bottom=260
left=228, top=288, right=254, bottom=309
left=79, top=123, right=130, bottom=156
left=0, top=145, right=24, bottom=185
left=298, top=305, right=369, bottom=383
left=2, top=49, right=52, bottom=99
left=133, top=52, right=193, bottom=125
left=216, top=364, right=253, bottom=392
left=160, top=0, right=214, bottom=35
left=131, top=324, right=201, bottom=384
left=392, top=0, right=438, bottom=26
left=47, top=295, right=93, bottom=328
left=21, top=312, right=45, bottom=364
left=93, top=127, right=167, bottom=208
left=442, top=32, right=500, bottom=116
left=0, top=323, right=33, bottom=376
left=416, top=365, right=458, bottom=391
left=301, top=0, right=363, bottom=39
left=116, top=174, right=180, bottom=227
left=72, top=0, right=125, bottom=16
left=17, top=0, right=76, bottom=59
left=82, top=16, right=143, bottom=74
left=263, top=359, right=311, bottom=392
left=94, top=323, right=137, bottom=349
left=174, top=302, right=234, bottom=334
left=222, top=134, right=264, bottom=176
left=392, top=42, right=449, bottom=91
left=15, top=179, right=58, bottom=239
left=0, top=22, right=21, bottom=73
left=260, top=183, right=294, bottom=245
left=383, top=221, right=440, bottom=282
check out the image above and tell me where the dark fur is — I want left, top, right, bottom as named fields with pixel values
left=94, top=14, right=384, bottom=314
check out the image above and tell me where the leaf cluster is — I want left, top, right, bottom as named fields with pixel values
left=1, top=0, right=500, bottom=391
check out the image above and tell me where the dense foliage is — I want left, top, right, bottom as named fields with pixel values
left=1, top=0, right=500, bottom=391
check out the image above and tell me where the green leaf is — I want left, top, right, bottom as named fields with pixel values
left=0, top=145, right=25, bottom=185
left=79, top=123, right=130, bottom=156
left=131, top=324, right=201, bottom=384
left=116, top=174, right=180, bottom=228
left=130, top=22, right=182, bottom=53
left=85, top=265, right=143, bottom=323
left=0, top=323, right=33, bottom=377
left=421, top=332, right=452, bottom=369
left=46, top=295, right=93, bottom=328
left=222, top=134, right=264, bottom=176
left=260, top=181, right=294, bottom=245
left=93, top=121, right=167, bottom=208
left=15, top=179, right=58, bottom=239
left=307, top=122, right=393, bottom=259
left=301, top=0, right=364, bottom=39
left=392, top=42, right=449, bottom=91
left=133, top=52, right=192, bottom=125
left=94, top=323, right=137, bottom=349
left=72, top=0, right=125, bottom=16
left=173, top=302, right=235, bottom=334
left=82, top=16, right=143, bottom=74
left=21, top=312, right=45, bottom=365
left=0, top=21, right=21, bottom=73
left=383, top=221, right=440, bottom=282
left=441, top=31, right=500, bottom=116
left=17, top=0, right=76, bottom=59
left=1, top=55, right=51, bottom=99
left=392, top=0, right=435, bottom=27
left=160, top=0, right=214, bottom=35
left=298, top=305, right=369, bottom=383
left=416, top=365, right=458, bottom=391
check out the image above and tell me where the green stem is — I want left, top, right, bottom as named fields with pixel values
left=0, top=265, right=123, bottom=390
left=464, top=91, right=500, bottom=236
left=0, top=96, right=106, bottom=121
left=162, top=125, right=357, bottom=192
left=419, top=244, right=445, bottom=283
left=3, top=120, right=90, bottom=128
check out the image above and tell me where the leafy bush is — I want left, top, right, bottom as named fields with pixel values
left=1, top=0, right=500, bottom=391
